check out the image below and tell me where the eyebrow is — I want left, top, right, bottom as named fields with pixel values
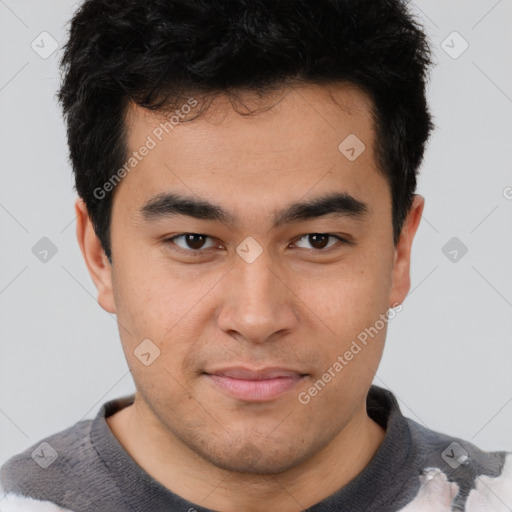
left=138, top=191, right=369, bottom=229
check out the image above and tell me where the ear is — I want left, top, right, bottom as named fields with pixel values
left=389, top=194, right=425, bottom=307
left=75, top=198, right=116, bottom=314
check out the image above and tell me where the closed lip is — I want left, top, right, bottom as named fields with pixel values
left=204, top=366, right=308, bottom=380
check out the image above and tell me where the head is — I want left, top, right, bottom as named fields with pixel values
left=61, top=0, right=432, bottom=473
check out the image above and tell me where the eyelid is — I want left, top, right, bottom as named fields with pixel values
left=164, top=232, right=353, bottom=254
left=290, top=233, right=353, bottom=251
left=165, top=233, right=219, bottom=254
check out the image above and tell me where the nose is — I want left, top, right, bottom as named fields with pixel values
left=216, top=246, right=299, bottom=344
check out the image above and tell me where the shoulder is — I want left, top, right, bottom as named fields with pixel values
left=0, top=492, right=76, bottom=512
left=1, top=417, right=94, bottom=487
left=0, top=394, right=135, bottom=512
left=400, top=418, right=512, bottom=511
left=0, top=418, right=103, bottom=512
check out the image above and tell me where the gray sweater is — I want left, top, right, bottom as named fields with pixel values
left=1, top=386, right=511, bottom=511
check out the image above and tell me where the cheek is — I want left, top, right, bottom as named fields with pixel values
left=111, top=256, right=217, bottom=368
left=111, top=266, right=198, bottom=405
left=302, top=255, right=393, bottom=328
left=293, top=251, right=394, bottom=381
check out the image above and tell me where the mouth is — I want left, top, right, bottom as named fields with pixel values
left=203, top=367, right=308, bottom=402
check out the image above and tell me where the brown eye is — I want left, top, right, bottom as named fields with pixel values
left=308, top=234, right=330, bottom=249
left=183, top=234, right=207, bottom=250
left=167, top=234, right=216, bottom=252
left=293, top=233, right=342, bottom=251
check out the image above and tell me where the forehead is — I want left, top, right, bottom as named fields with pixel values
left=125, top=82, right=375, bottom=147
left=115, top=83, right=388, bottom=224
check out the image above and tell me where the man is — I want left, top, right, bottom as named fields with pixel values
left=1, top=0, right=510, bottom=511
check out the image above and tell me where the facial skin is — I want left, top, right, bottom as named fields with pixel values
left=76, top=83, right=424, bottom=512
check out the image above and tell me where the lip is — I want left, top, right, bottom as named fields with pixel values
left=204, top=367, right=307, bottom=402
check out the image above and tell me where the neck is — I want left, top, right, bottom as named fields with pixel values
left=106, top=394, right=386, bottom=512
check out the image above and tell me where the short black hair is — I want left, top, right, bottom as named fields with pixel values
left=58, top=0, right=434, bottom=263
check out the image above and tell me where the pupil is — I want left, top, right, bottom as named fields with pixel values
left=187, top=234, right=205, bottom=250
left=310, top=234, right=328, bottom=249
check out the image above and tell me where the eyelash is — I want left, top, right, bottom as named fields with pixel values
left=163, top=233, right=352, bottom=256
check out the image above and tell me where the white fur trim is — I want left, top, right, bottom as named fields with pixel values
left=466, top=453, right=512, bottom=512
left=0, top=492, right=75, bottom=512
left=397, top=467, right=459, bottom=511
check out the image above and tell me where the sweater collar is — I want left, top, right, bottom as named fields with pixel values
left=91, top=385, right=416, bottom=511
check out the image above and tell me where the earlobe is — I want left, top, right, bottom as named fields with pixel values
left=74, top=198, right=116, bottom=314
left=388, top=195, right=425, bottom=308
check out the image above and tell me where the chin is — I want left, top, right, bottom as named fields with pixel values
left=198, top=438, right=314, bottom=475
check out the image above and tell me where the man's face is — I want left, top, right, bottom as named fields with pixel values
left=90, top=84, right=414, bottom=473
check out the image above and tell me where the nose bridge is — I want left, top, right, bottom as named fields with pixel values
left=239, top=252, right=275, bottom=307
left=217, top=243, right=297, bottom=341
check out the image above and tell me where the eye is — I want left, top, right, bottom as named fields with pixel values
left=165, top=233, right=218, bottom=252
left=291, top=233, right=348, bottom=251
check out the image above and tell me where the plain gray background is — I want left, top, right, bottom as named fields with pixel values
left=1, top=0, right=511, bottom=470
